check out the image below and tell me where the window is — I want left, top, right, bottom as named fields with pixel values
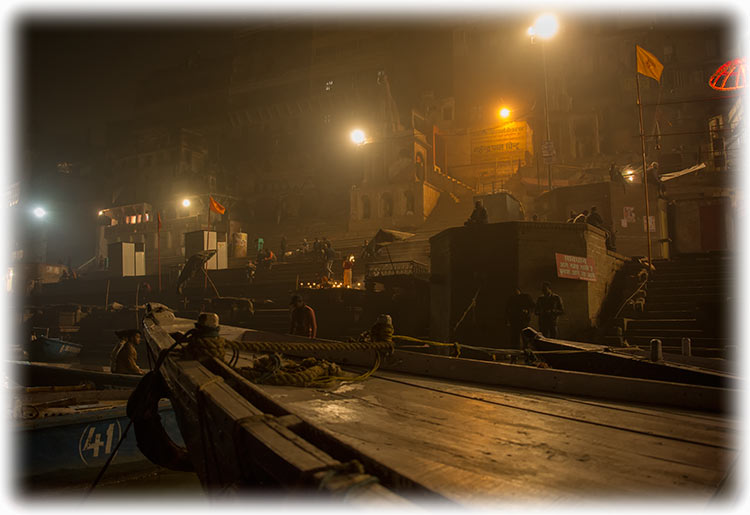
left=361, top=196, right=371, bottom=219
left=323, top=114, right=332, bottom=124
left=404, top=190, right=415, bottom=214
left=325, top=79, right=334, bottom=92
left=381, top=193, right=393, bottom=217
left=415, top=152, right=425, bottom=181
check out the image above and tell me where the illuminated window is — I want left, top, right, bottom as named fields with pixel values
left=136, top=214, right=142, bottom=224
left=325, top=79, right=334, bottom=92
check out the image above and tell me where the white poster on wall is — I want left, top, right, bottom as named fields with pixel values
left=642, top=215, right=656, bottom=233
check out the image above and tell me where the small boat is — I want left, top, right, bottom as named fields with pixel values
left=9, top=360, right=143, bottom=389
left=524, top=329, right=740, bottom=389
left=26, top=335, right=83, bottom=362
left=13, top=386, right=183, bottom=487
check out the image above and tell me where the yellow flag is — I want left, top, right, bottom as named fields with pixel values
left=636, top=45, right=664, bottom=82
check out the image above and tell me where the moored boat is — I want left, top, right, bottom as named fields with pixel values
left=137, top=303, right=739, bottom=503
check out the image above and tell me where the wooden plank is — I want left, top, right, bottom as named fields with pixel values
left=366, top=371, right=737, bottom=450
left=258, top=377, right=734, bottom=503
left=203, top=357, right=448, bottom=497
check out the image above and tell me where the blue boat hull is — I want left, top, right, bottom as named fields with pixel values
left=16, top=402, right=185, bottom=484
left=27, top=337, right=83, bottom=363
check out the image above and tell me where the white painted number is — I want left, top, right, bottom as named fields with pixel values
left=79, top=422, right=120, bottom=465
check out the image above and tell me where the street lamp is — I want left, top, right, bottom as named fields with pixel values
left=33, top=207, right=46, bottom=218
left=530, top=13, right=559, bottom=40
left=350, top=129, right=367, bottom=145
left=182, top=198, right=191, bottom=208
left=529, top=13, right=559, bottom=193
left=499, top=107, right=511, bottom=120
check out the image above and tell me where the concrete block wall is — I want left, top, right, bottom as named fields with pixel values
left=429, top=221, right=625, bottom=346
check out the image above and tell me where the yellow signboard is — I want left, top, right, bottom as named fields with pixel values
left=470, top=121, right=533, bottom=165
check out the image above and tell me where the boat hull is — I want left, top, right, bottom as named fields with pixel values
left=15, top=402, right=183, bottom=485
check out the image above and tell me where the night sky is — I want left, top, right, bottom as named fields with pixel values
left=22, top=23, right=235, bottom=157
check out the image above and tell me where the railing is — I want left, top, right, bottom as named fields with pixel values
left=365, top=260, right=428, bottom=279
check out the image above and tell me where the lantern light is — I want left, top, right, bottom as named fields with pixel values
left=709, top=57, right=746, bottom=91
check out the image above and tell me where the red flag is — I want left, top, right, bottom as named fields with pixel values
left=157, top=211, right=162, bottom=232
left=209, top=196, right=226, bottom=215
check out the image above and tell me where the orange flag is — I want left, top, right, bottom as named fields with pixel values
left=209, top=196, right=226, bottom=215
left=636, top=45, right=664, bottom=82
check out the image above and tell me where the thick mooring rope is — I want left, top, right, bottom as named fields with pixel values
left=179, top=334, right=393, bottom=388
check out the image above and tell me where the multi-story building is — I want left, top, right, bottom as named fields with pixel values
left=95, top=18, right=736, bottom=272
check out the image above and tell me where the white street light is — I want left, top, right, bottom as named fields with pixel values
left=531, top=13, right=559, bottom=40
left=33, top=207, right=46, bottom=218
left=350, top=129, right=366, bottom=145
left=182, top=198, right=191, bottom=208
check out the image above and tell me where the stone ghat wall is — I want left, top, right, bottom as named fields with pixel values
left=429, top=221, right=625, bottom=346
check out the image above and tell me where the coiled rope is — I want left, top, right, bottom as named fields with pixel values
left=179, top=334, right=393, bottom=388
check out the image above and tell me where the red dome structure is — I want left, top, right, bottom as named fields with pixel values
left=709, top=58, right=746, bottom=91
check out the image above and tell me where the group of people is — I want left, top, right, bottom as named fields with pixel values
left=505, top=282, right=565, bottom=348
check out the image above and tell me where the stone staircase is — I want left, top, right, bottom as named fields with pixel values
left=617, top=252, right=733, bottom=358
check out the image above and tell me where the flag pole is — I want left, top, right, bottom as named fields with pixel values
left=635, top=53, right=653, bottom=267
left=205, top=198, right=210, bottom=291
left=157, top=212, right=161, bottom=293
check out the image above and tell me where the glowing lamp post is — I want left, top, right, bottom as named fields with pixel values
left=182, top=198, right=191, bottom=208
left=33, top=207, right=46, bottom=219
left=499, top=107, right=511, bottom=120
left=350, top=129, right=367, bottom=145
left=528, top=13, right=559, bottom=193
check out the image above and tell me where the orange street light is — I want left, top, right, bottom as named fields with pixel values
left=499, top=107, right=511, bottom=119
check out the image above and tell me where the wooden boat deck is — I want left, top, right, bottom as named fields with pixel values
left=259, top=370, right=735, bottom=502
left=142, top=308, right=738, bottom=503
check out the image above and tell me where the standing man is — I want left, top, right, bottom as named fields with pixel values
left=110, top=329, right=145, bottom=375
left=535, top=282, right=565, bottom=338
left=505, top=288, right=536, bottom=349
left=586, top=206, right=604, bottom=229
left=289, top=294, right=317, bottom=338
left=342, top=254, right=354, bottom=287
left=465, top=200, right=489, bottom=225
left=324, top=241, right=337, bottom=279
